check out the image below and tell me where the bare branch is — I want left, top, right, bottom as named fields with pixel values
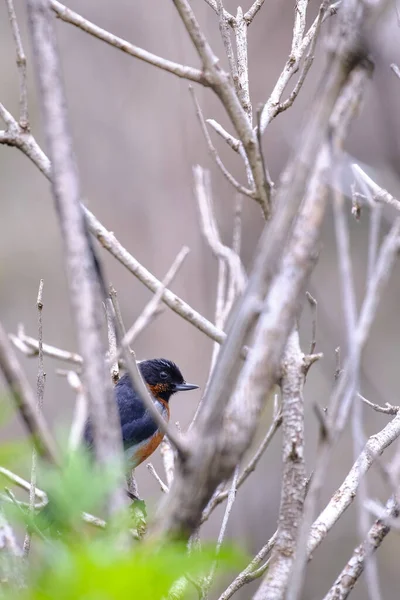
left=206, top=119, right=240, bottom=152
left=358, top=394, right=399, bottom=416
left=323, top=497, right=400, bottom=600
left=104, top=299, right=119, bottom=383
left=0, top=321, right=58, bottom=465
left=0, top=467, right=46, bottom=500
left=26, top=0, right=126, bottom=514
left=23, top=280, right=45, bottom=557
left=49, top=0, right=207, bottom=85
left=352, top=163, right=400, bottom=213
left=259, top=1, right=334, bottom=133
left=308, top=412, right=400, bottom=560
left=235, top=7, right=252, bottom=122
left=218, top=532, right=277, bottom=600
left=391, top=62, right=400, bottom=80
left=244, top=0, right=267, bottom=24
left=203, top=466, right=239, bottom=595
left=5, top=0, right=29, bottom=129
left=161, top=438, right=176, bottom=489
left=154, top=3, right=365, bottom=537
left=254, top=330, right=306, bottom=600
left=190, top=87, right=255, bottom=199
left=201, top=404, right=282, bottom=522
left=10, top=326, right=83, bottom=365
left=121, top=246, right=189, bottom=349
left=66, top=371, right=88, bottom=452
left=172, top=0, right=271, bottom=217
left=147, top=464, right=169, bottom=494
left=305, top=291, right=317, bottom=354
left=216, top=0, right=238, bottom=91
left=202, top=0, right=233, bottom=23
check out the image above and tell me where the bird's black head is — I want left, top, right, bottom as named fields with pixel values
left=139, top=358, right=199, bottom=402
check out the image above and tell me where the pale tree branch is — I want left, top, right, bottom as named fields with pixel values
left=0, top=321, right=58, bottom=465
left=0, top=109, right=233, bottom=353
left=49, top=0, right=207, bottom=85
left=201, top=402, right=282, bottom=522
left=216, top=0, right=238, bottom=93
left=23, top=280, right=45, bottom=557
left=5, top=0, right=29, bottom=130
left=218, top=531, right=278, bottom=600
left=104, top=299, right=119, bottom=384
left=10, top=325, right=83, bottom=365
left=172, top=0, right=271, bottom=217
left=0, top=467, right=46, bottom=500
left=66, top=371, right=88, bottom=452
left=286, top=67, right=389, bottom=600
left=121, top=246, right=189, bottom=350
left=259, top=1, right=336, bottom=133
left=253, top=330, right=306, bottom=600
left=323, top=496, right=400, bottom=600
left=147, top=464, right=169, bottom=494
left=190, top=87, right=256, bottom=199
left=235, top=7, right=252, bottom=122
left=26, top=0, right=127, bottom=515
left=161, top=438, right=176, bottom=489
left=203, top=466, right=240, bottom=597
left=202, top=0, right=233, bottom=23
left=153, top=0, right=366, bottom=538
left=206, top=119, right=240, bottom=153
left=0, top=509, right=23, bottom=587
left=244, top=0, right=267, bottom=25
left=191, top=166, right=246, bottom=424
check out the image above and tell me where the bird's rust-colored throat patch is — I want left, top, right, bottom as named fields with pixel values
left=147, top=383, right=171, bottom=410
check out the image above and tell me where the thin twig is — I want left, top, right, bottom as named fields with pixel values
left=207, top=467, right=239, bottom=596
left=121, top=246, right=189, bottom=349
left=0, top=467, right=46, bottom=500
left=218, top=532, right=277, bottom=600
left=160, top=438, right=175, bottom=489
left=358, top=394, right=399, bottom=416
left=23, top=280, right=45, bottom=556
left=201, top=407, right=282, bottom=522
left=50, top=0, right=207, bottom=85
left=104, top=299, right=119, bottom=383
left=323, top=496, right=400, bottom=600
left=9, top=326, right=83, bottom=365
left=0, top=109, right=233, bottom=354
left=172, top=0, right=271, bottom=217
left=66, top=371, right=88, bottom=452
left=5, top=0, right=29, bottom=130
left=206, top=120, right=240, bottom=153
left=189, top=87, right=255, bottom=199
left=147, top=464, right=169, bottom=494
left=0, top=321, right=58, bottom=464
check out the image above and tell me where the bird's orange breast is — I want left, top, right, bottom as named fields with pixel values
left=131, top=393, right=170, bottom=466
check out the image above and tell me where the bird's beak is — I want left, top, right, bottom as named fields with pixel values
left=173, top=382, right=199, bottom=392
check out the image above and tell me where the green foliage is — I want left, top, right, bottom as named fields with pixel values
left=10, top=539, right=238, bottom=600
left=0, top=445, right=244, bottom=600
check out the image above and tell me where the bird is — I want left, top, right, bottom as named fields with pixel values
left=83, top=358, right=199, bottom=469
left=37, top=358, right=198, bottom=531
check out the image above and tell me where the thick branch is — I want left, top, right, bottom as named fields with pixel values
left=26, top=0, right=126, bottom=514
left=254, top=330, right=306, bottom=600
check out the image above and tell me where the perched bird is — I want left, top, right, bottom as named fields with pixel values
left=38, top=359, right=198, bottom=531
left=84, top=358, right=199, bottom=468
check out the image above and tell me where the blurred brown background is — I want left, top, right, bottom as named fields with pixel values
left=1, top=1, right=400, bottom=598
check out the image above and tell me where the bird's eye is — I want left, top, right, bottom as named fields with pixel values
left=160, top=371, right=168, bottom=380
